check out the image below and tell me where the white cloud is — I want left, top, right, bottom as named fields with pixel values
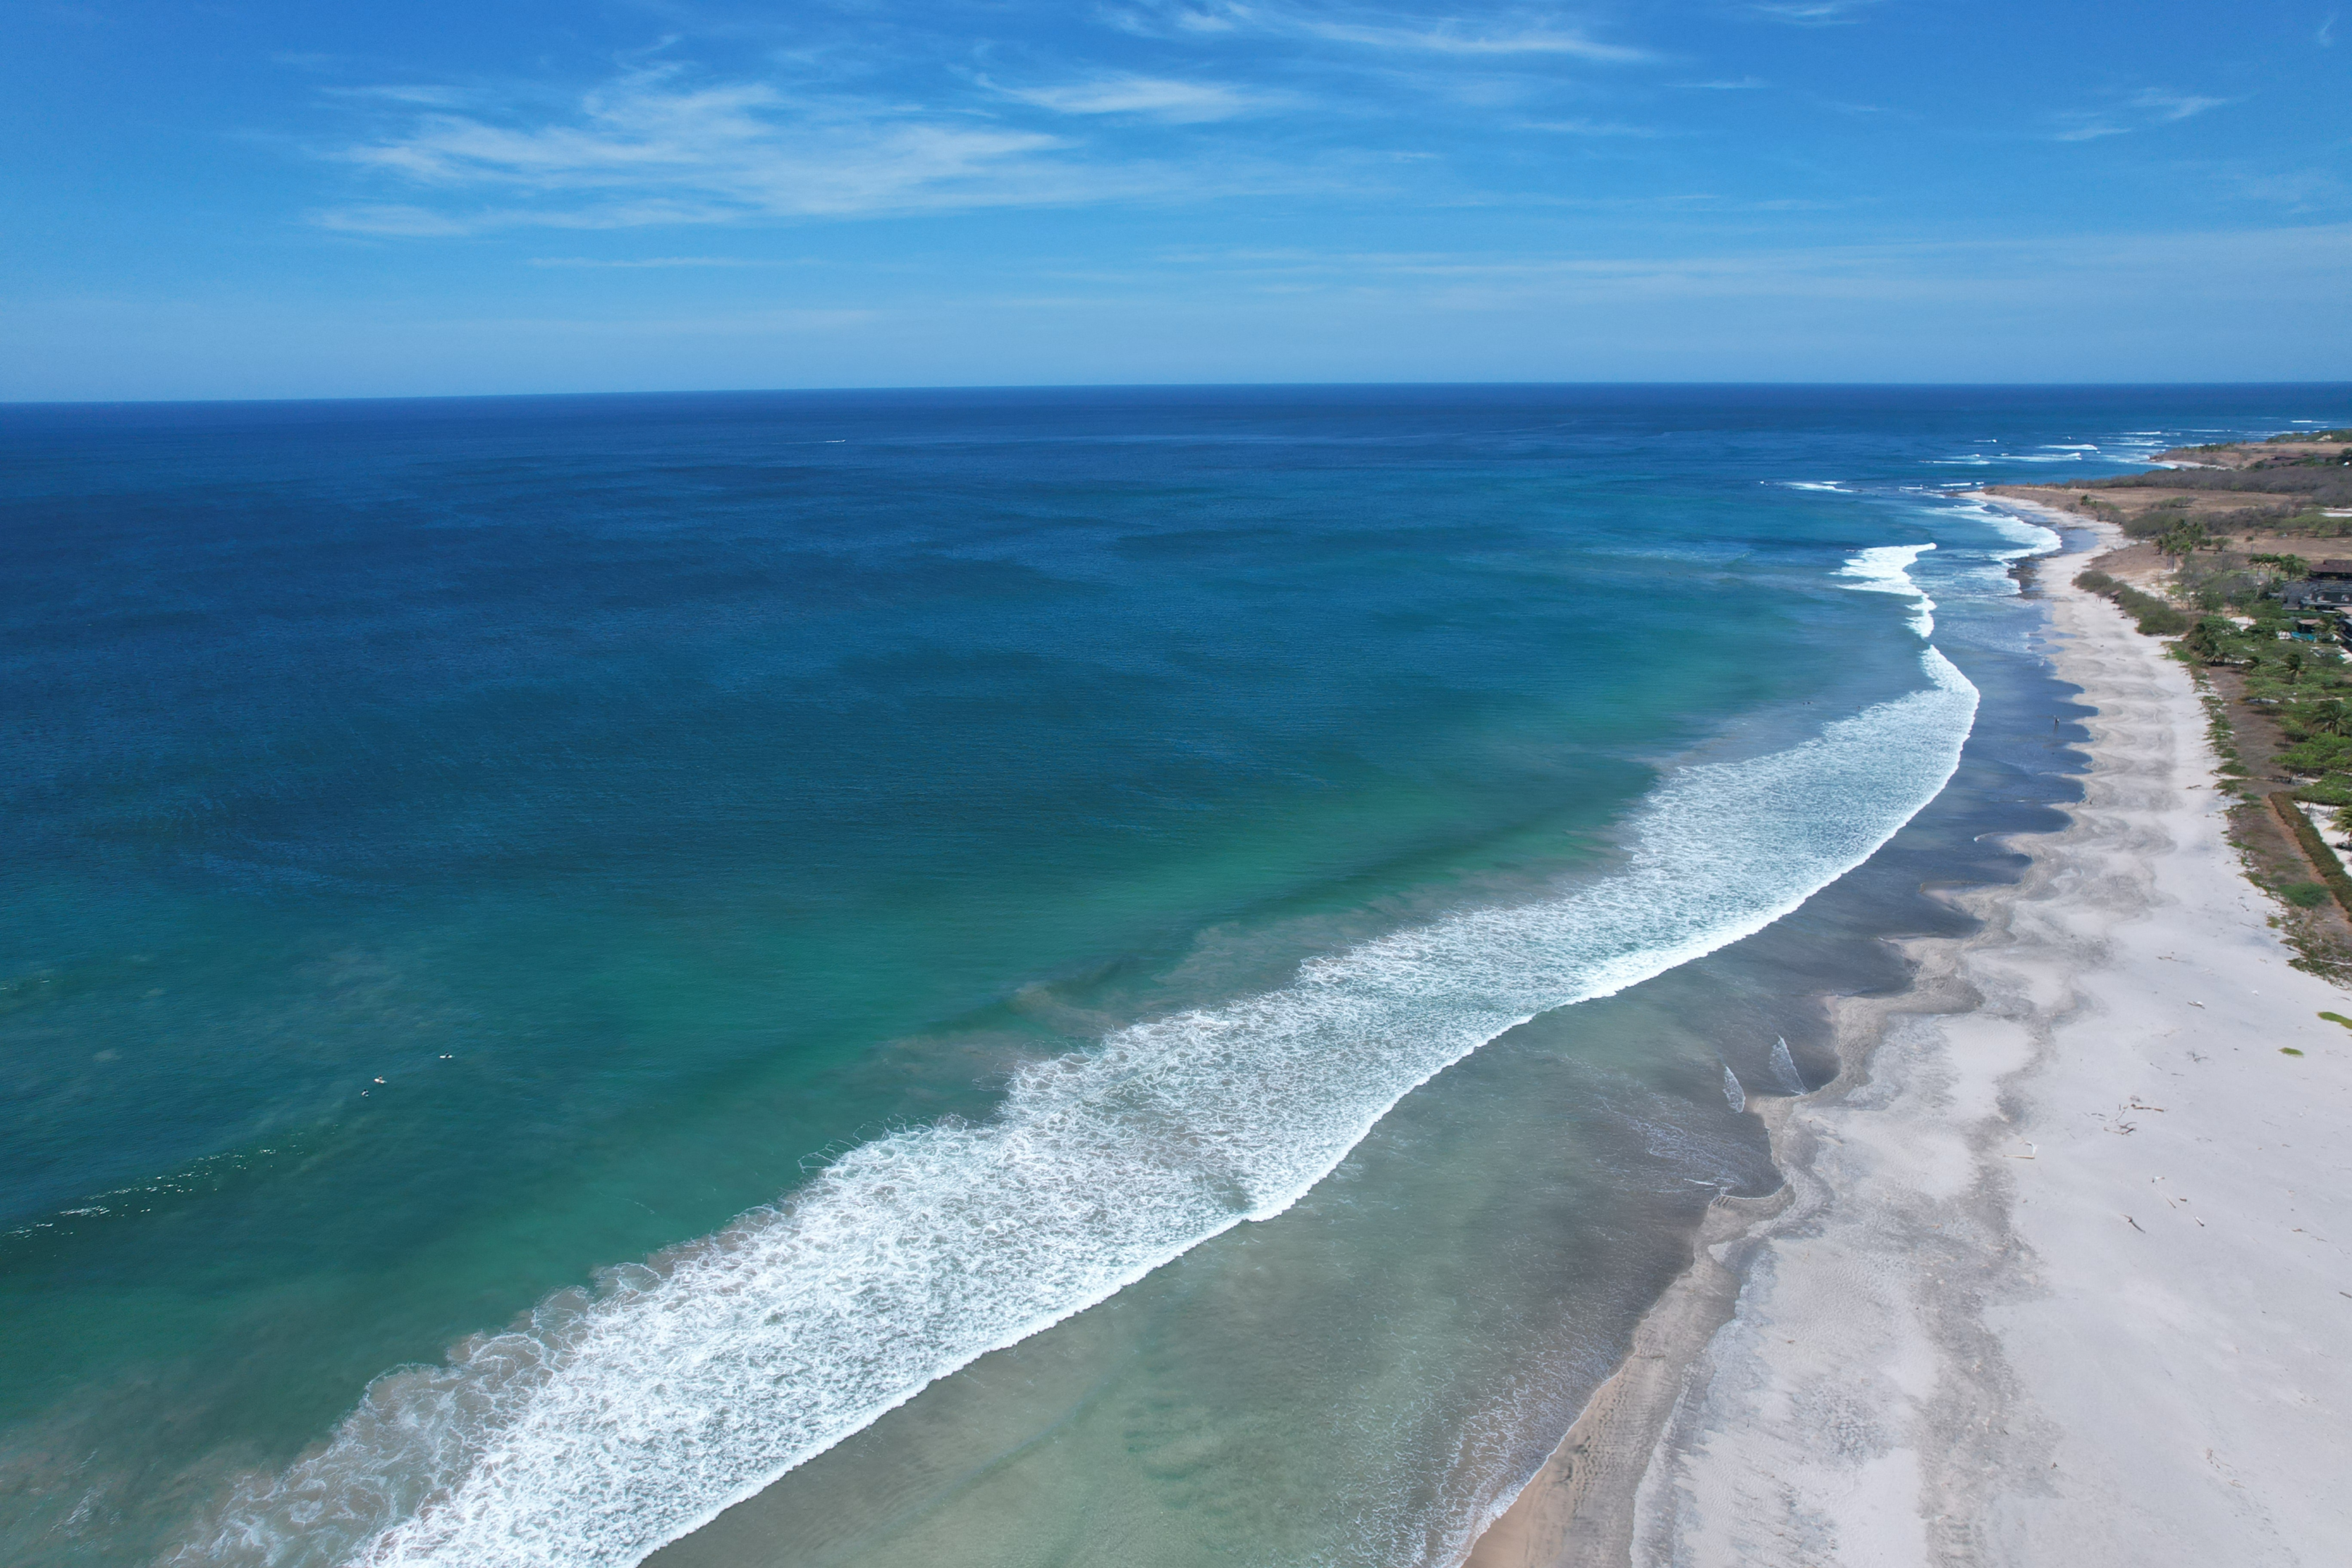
left=1102, top=3, right=1244, bottom=34
left=338, top=84, right=473, bottom=107
left=1291, top=17, right=1652, bottom=60
left=525, top=256, right=781, bottom=267
left=1522, top=118, right=1671, bottom=136
left=1746, top=1, right=1879, bottom=25
left=995, top=75, right=1270, bottom=121
left=303, top=12, right=1671, bottom=237
left=1106, top=2, right=1652, bottom=60
left=317, top=70, right=1117, bottom=232
left=315, top=203, right=479, bottom=236
left=2223, top=168, right=2340, bottom=206
left=2049, top=86, right=2234, bottom=142
left=2130, top=87, right=2230, bottom=121
left=1142, top=224, right=2352, bottom=309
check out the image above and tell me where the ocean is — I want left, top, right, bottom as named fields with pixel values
left=1, top=385, right=2340, bottom=1567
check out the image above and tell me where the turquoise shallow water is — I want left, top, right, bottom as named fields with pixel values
left=1, top=385, right=2343, bottom=1564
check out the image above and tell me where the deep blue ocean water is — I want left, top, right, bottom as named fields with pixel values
left=2, top=385, right=2344, bottom=1566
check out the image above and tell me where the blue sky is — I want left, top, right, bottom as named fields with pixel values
left=7, top=0, right=2349, bottom=399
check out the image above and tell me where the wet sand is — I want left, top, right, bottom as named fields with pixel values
left=1469, top=508, right=2352, bottom=1567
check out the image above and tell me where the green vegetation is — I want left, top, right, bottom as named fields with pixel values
left=2195, top=678, right=2251, bottom=786
left=2177, top=552, right=2306, bottom=613
left=2282, top=1047, right=2307, bottom=1055
left=2084, top=462, right=2352, bottom=518
left=2269, top=789, right=2352, bottom=916
left=2283, top=881, right=2330, bottom=908
left=2022, top=432, right=2352, bottom=547
left=2073, top=569, right=2191, bottom=634
left=2156, top=526, right=2205, bottom=557
left=2180, top=609, right=2352, bottom=808
left=2318, top=1011, right=2352, bottom=1029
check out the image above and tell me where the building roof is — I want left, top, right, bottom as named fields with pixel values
left=2311, top=559, right=2352, bottom=576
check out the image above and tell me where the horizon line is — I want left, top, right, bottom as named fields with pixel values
left=10, top=377, right=2352, bottom=412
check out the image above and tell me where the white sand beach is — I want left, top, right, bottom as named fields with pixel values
left=1469, top=512, right=2352, bottom=1567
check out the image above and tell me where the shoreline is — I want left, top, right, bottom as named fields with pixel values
left=1467, top=501, right=2352, bottom=1565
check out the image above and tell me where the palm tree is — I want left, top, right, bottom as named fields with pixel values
left=2306, top=698, right=2352, bottom=737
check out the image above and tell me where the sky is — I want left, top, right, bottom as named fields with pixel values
left=5, top=0, right=2350, bottom=399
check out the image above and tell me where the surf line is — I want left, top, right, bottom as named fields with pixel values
left=1838, top=541, right=1938, bottom=637
left=189, top=559, right=1980, bottom=1568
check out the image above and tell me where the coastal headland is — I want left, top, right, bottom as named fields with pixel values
left=1466, top=497, right=2352, bottom=1566
left=1986, top=428, right=2352, bottom=601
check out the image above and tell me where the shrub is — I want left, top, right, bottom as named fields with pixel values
left=2112, top=585, right=2190, bottom=635
left=2270, top=790, right=2352, bottom=915
left=2286, top=737, right=2352, bottom=773
left=2072, top=568, right=2189, bottom=634
left=2182, top=617, right=2237, bottom=662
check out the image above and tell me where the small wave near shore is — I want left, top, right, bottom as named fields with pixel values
left=185, top=556, right=1977, bottom=1568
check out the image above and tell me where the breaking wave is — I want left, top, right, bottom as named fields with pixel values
left=1839, top=542, right=1938, bottom=636
left=185, top=593, right=1979, bottom=1568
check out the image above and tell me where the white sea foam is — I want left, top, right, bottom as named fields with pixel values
left=185, top=621, right=1981, bottom=1568
left=1943, top=496, right=2063, bottom=560
left=1720, top=1065, right=1747, bottom=1114
left=1886, top=499, right=2061, bottom=613
left=1837, top=542, right=1937, bottom=636
left=1769, top=1036, right=1804, bottom=1095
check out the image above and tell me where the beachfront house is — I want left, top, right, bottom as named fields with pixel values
left=2284, top=559, right=2352, bottom=611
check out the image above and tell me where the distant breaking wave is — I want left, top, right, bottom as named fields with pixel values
left=186, top=559, right=1977, bottom=1568
left=1839, top=542, right=1938, bottom=636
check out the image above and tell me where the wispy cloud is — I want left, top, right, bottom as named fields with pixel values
left=525, top=255, right=783, bottom=267
left=2130, top=87, right=2230, bottom=121
left=1521, top=118, right=1673, bottom=136
left=317, top=204, right=478, bottom=236
left=2050, top=85, right=2234, bottom=142
left=1745, top=1, right=1879, bottom=25
left=314, top=68, right=1134, bottom=232
left=1139, top=223, right=2352, bottom=310
left=1107, top=2, right=1653, bottom=61
left=327, top=83, right=474, bottom=107
left=2224, top=168, right=2341, bottom=206
left=2049, top=119, right=2129, bottom=143
left=992, top=74, right=1273, bottom=121
left=305, top=4, right=1678, bottom=240
left=1101, top=2, right=1246, bottom=34
left=1290, top=17, right=1652, bottom=60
